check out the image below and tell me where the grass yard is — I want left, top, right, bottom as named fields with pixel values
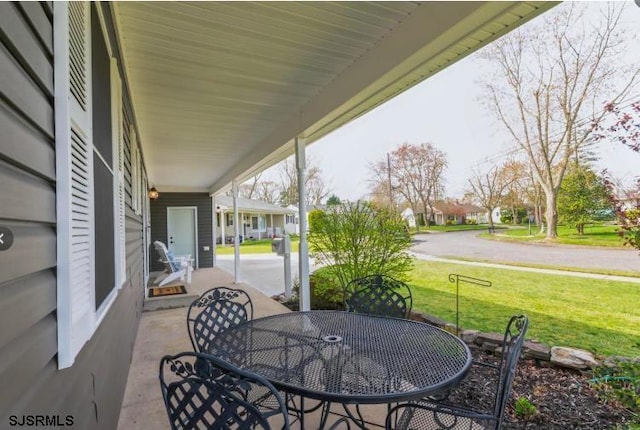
left=408, top=260, right=640, bottom=357
left=215, top=238, right=300, bottom=255
left=481, top=224, right=625, bottom=247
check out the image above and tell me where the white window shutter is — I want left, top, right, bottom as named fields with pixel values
left=111, top=58, right=126, bottom=287
left=131, top=130, right=140, bottom=215
left=55, top=1, right=96, bottom=369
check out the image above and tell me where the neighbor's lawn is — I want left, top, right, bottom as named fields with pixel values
left=215, top=238, right=300, bottom=255
left=409, top=260, right=640, bottom=357
left=480, top=224, right=624, bottom=247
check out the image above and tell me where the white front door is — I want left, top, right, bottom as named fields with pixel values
left=167, top=207, right=198, bottom=268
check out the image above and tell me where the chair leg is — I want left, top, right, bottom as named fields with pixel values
left=158, top=270, right=184, bottom=287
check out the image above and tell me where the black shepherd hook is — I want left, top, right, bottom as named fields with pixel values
left=448, top=274, right=492, bottom=336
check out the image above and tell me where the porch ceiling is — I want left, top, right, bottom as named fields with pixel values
left=113, top=1, right=554, bottom=194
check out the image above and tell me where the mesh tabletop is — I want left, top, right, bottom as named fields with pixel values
left=210, top=311, right=471, bottom=404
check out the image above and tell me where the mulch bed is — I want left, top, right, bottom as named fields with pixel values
left=450, top=345, right=635, bottom=429
left=278, top=298, right=636, bottom=428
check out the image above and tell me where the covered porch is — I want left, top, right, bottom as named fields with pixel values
left=119, top=269, right=389, bottom=429
left=111, top=2, right=554, bottom=428
left=112, top=0, right=552, bottom=308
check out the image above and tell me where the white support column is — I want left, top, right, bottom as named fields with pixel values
left=212, top=196, right=217, bottom=267
left=270, top=214, right=274, bottom=237
left=220, top=210, right=226, bottom=247
left=296, top=137, right=310, bottom=311
left=232, top=181, right=240, bottom=284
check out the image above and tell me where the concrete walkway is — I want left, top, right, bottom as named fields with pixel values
left=117, top=267, right=386, bottom=429
left=117, top=268, right=291, bottom=430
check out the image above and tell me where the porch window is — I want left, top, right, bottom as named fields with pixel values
left=252, top=216, right=258, bottom=230
left=92, top=4, right=115, bottom=309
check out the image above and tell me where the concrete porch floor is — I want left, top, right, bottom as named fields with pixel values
left=117, top=267, right=388, bottom=429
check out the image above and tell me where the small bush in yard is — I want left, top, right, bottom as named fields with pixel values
left=513, top=396, right=537, bottom=420
left=308, top=201, right=413, bottom=301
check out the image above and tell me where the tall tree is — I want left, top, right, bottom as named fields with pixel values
left=326, top=194, right=341, bottom=206
left=499, top=159, right=528, bottom=224
left=369, top=142, right=447, bottom=230
left=254, top=180, right=280, bottom=204
left=237, top=173, right=263, bottom=199
left=468, top=165, right=511, bottom=232
left=482, top=3, right=638, bottom=239
left=278, top=156, right=330, bottom=207
left=557, top=164, right=610, bottom=235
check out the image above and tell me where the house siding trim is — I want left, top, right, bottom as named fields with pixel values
left=0, top=2, right=145, bottom=427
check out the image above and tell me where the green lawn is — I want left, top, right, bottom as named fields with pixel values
left=215, top=238, right=300, bottom=255
left=481, top=224, right=625, bottom=247
left=408, top=260, right=640, bottom=357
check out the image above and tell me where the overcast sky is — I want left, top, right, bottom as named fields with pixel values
left=262, top=1, right=640, bottom=202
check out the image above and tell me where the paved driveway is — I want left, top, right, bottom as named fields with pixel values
left=216, top=254, right=321, bottom=297
left=411, top=230, right=640, bottom=274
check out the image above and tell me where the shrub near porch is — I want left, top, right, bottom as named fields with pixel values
left=408, top=260, right=639, bottom=357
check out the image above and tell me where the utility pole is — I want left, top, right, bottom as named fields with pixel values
left=387, top=152, right=393, bottom=209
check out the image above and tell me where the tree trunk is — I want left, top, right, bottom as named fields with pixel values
left=535, top=204, right=544, bottom=234
left=487, top=207, right=495, bottom=233
left=544, top=192, right=558, bottom=239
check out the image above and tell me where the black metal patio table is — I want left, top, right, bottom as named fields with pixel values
left=209, top=310, right=472, bottom=428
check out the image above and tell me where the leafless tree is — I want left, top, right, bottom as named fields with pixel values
left=468, top=165, right=512, bottom=231
left=278, top=156, right=330, bottom=207
left=369, top=143, right=447, bottom=231
left=482, top=3, right=638, bottom=239
left=499, top=159, right=528, bottom=224
left=237, top=173, right=262, bottom=199
left=253, top=180, right=280, bottom=204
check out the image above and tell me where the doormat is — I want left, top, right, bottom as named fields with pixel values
left=148, top=285, right=187, bottom=298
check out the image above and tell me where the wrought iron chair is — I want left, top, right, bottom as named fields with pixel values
left=187, top=287, right=254, bottom=353
left=344, top=275, right=413, bottom=319
left=385, top=315, right=529, bottom=430
left=159, top=351, right=290, bottom=430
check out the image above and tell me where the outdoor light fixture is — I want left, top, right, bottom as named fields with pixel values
left=148, top=187, right=159, bottom=200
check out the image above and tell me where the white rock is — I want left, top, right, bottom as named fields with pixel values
left=550, top=346, right=599, bottom=370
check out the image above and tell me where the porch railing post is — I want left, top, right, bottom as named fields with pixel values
left=232, top=181, right=240, bottom=283
left=296, top=137, right=311, bottom=311
left=212, top=195, right=217, bottom=267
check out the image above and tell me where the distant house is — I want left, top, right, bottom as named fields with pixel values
left=287, top=203, right=329, bottom=233
left=402, top=207, right=417, bottom=228
left=411, top=201, right=489, bottom=225
left=215, top=196, right=296, bottom=242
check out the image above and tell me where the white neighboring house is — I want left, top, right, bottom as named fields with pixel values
left=287, top=204, right=329, bottom=233
left=402, top=207, right=417, bottom=228
left=215, top=196, right=296, bottom=242
left=491, top=207, right=503, bottom=225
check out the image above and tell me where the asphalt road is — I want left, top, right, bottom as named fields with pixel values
left=216, top=231, right=639, bottom=297
left=411, top=230, right=640, bottom=274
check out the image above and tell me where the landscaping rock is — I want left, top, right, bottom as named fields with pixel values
left=475, top=332, right=504, bottom=347
left=550, top=346, right=599, bottom=370
left=411, top=312, right=448, bottom=328
left=523, top=340, right=551, bottom=362
left=460, top=329, right=480, bottom=344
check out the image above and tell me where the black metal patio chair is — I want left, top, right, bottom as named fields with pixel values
left=385, top=315, right=529, bottom=430
left=159, top=351, right=290, bottom=430
left=344, top=275, right=413, bottom=319
left=187, top=287, right=254, bottom=353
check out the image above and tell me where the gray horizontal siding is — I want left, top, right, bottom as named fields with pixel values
left=0, top=3, right=144, bottom=429
left=150, top=192, right=214, bottom=271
